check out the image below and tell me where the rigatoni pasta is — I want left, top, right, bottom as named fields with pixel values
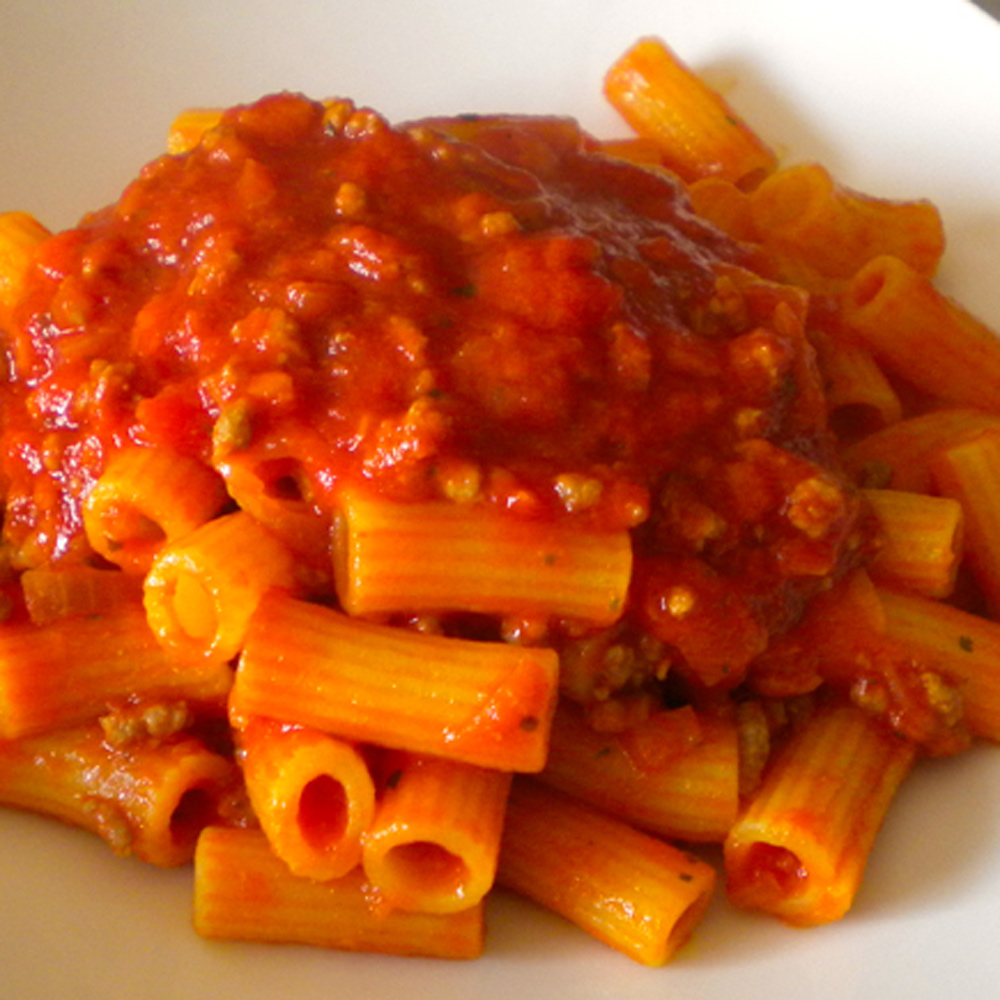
left=144, top=510, right=297, bottom=663
left=0, top=718, right=237, bottom=866
left=229, top=592, right=560, bottom=773
left=0, top=601, right=233, bottom=740
left=724, top=702, right=916, bottom=926
left=862, top=488, right=964, bottom=599
left=333, top=487, right=633, bottom=625
left=361, top=751, right=512, bottom=914
left=239, top=718, right=376, bottom=881
left=841, top=255, right=1000, bottom=411
left=603, top=36, right=777, bottom=186
left=497, top=777, right=716, bottom=966
left=928, top=428, right=1000, bottom=617
left=82, top=445, right=230, bottom=574
left=0, top=30, right=998, bottom=979
left=193, top=826, right=486, bottom=959
left=539, top=701, right=740, bottom=843
left=747, top=161, right=944, bottom=282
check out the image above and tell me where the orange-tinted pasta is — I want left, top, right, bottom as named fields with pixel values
left=724, top=702, right=916, bottom=926
left=194, top=825, right=485, bottom=959
left=929, top=428, right=1000, bottom=617
left=0, top=602, right=233, bottom=740
left=597, top=136, right=668, bottom=167
left=82, top=445, right=229, bottom=574
left=498, top=777, right=716, bottom=966
left=239, top=718, right=376, bottom=881
left=842, top=256, right=1000, bottom=412
left=604, top=36, right=777, bottom=186
left=839, top=407, right=1000, bottom=492
left=686, top=177, right=758, bottom=243
left=230, top=591, right=560, bottom=773
left=0, top=32, right=999, bottom=975
left=210, top=417, right=333, bottom=565
left=334, top=487, right=633, bottom=625
left=0, top=722, right=236, bottom=866
left=862, top=487, right=964, bottom=599
left=749, top=162, right=944, bottom=281
left=877, top=586, right=1000, bottom=742
left=539, top=701, right=739, bottom=843
left=20, top=565, right=143, bottom=625
left=144, top=510, right=297, bottom=663
left=810, top=332, right=903, bottom=440
left=362, top=751, right=511, bottom=914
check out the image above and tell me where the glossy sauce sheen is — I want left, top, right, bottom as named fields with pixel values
left=0, top=93, right=860, bottom=687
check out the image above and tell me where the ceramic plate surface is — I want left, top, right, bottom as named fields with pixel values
left=2, top=2, right=1000, bottom=998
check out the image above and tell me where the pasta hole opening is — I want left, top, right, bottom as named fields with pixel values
left=829, top=403, right=888, bottom=443
left=257, top=458, right=310, bottom=503
left=384, top=840, right=469, bottom=898
left=739, top=842, right=809, bottom=902
left=666, top=889, right=713, bottom=955
left=298, top=774, right=350, bottom=849
left=169, top=787, right=218, bottom=847
left=851, top=266, right=887, bottom=309
left=754, top=166, right=824, bottom=227
left=170, top=572, right=219, bottom=642
left=101, top=504, right=167, bottom=560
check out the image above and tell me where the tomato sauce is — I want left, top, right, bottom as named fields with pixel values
left=0, top=92, right=862, bottom=691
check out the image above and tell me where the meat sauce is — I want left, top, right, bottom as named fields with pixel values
left=0, top=93, right=863, bottom=695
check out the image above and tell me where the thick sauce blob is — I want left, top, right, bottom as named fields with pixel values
left=0, top=93, right=861, bottom=690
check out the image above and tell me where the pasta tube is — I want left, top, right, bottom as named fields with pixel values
left=20, top=565, right=143, bottom=625
left=604, top=37, right=777, bottom=186
left=211, top=416, right=332, bottom=562
left=362, top=751, right=511, bottom=914
left=0, top=602, right=233, bottom=740
left=497, top=778, right=716, bottom=966
left=0, top=723, right=236, bottom=866
left=83, top=445, right=229, bottom=574
left=144, top=510, right=297, bottom=663
left=194, top=826, right=484, bottom=959
left=539, top=701, right=739, bottom=843
left=334, top=488, right=632, bottom=626
left=686, top=177, right=758, bottom=243
left=230, top=592, right=559, bottom=772
left=877, top=587, right=1000, bottom=742
left=811, top=332, right=902, bottom=440
left=840, top=407, right=1000, bottom=492
left=725, top=702, right=915, bottom=925
left=239, top=719, right=376, bottom=881
left=862, top=488, right=964, bottom=599
left=929, top=428, right=1000, bottom=617
left=842, top=256, right=1000, bottom=412
left=749, top=162, right=944, bottom=280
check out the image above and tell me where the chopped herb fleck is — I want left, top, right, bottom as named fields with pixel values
left=452, top=283, right=477, bottom=298
left=385, top=769, right=403, bottom=790
left=959, top=635, right=974, bottom=653
left=519, top=715, right=539, bottom=732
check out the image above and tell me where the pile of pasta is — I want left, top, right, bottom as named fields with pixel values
left=1, top=36, right=1000, bottom=969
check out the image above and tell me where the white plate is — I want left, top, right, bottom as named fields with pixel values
left=2, top=1, right=1000, bottom=998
